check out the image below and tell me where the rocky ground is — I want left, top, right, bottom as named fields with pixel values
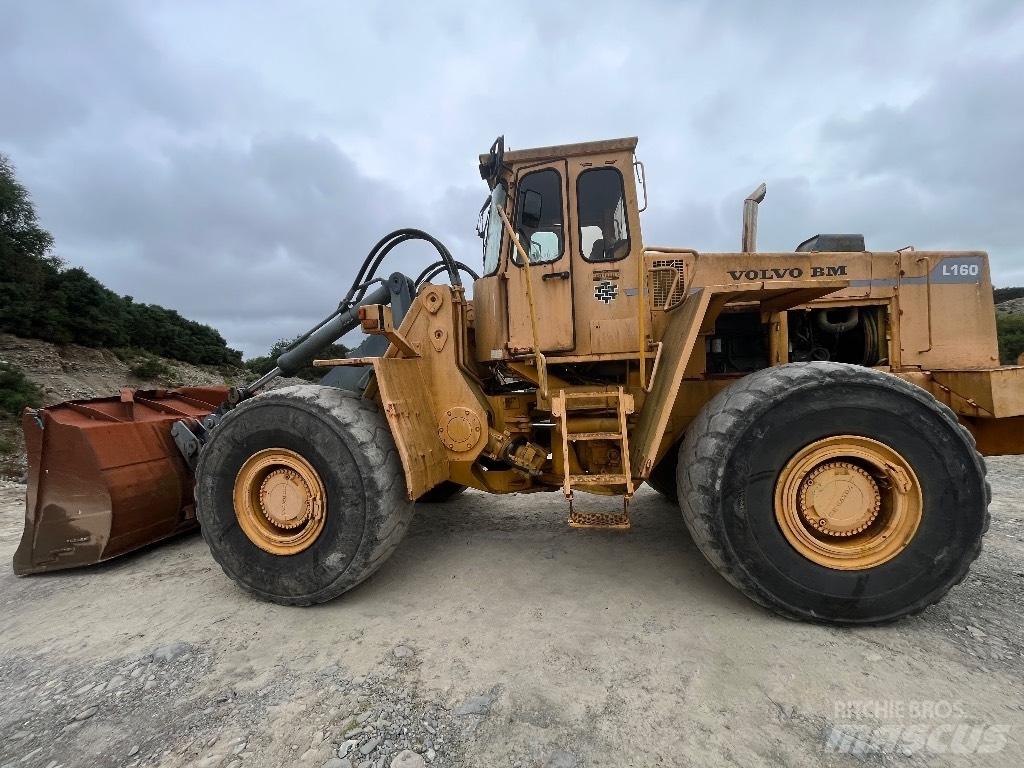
left=1, top=457, right=1022, bottom=768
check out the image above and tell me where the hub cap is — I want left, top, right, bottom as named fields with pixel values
left=774, top=435, right=922, bottom=570
left=233, top=448, right=326, bottom=555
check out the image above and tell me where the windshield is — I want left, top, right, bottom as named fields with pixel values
left=481, top=184, right=507, bottom=276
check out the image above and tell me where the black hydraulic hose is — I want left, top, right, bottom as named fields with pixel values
left=344, top=228, right=461, bottom=308
left=415, top=260, right=480, bottom=286
left=283, top=229, right=459, bottom=358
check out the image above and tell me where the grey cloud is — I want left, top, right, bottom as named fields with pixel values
left=1, top=0, right=1022, bottom=354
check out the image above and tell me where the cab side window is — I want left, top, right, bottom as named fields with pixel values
left=578, top=167, right=630, bottom=262
left=513, top=168, right=564, bottom=265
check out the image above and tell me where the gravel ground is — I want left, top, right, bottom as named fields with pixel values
left=0, top=458, right=1022, bottom=768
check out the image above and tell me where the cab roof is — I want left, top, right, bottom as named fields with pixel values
left=478, top=136, right=638, bottom=170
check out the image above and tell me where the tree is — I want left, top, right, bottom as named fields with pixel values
left=0, top=153, right=243, bottom=366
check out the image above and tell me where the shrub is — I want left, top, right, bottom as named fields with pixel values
left=0, top=362, right=42, bottom=416
left=130, top=355, right=172, bottom=381
left=996, top=313, right=1024, bottom=365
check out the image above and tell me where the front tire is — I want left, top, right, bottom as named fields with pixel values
left=196, top=385, right=413, bottom=605
left=678, top=362, right=989, bottom=624
left=417, top=481, right=467, bottom=503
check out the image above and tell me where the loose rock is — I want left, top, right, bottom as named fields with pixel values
left=542, top=750, right=578, bottom=768
left=73, top=705, right=99, bottom=721
left=152, top=642, right=190, bottom=663
left=391, top=751, right=426, bottom=768
left=453, top=695, right=490, bottom=716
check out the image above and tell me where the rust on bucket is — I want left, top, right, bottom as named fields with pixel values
left=13, top=387, right=228, bottom=575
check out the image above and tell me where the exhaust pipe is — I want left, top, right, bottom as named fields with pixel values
left=742, top=183, right=767, bottom=252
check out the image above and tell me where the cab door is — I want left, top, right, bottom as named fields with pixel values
left=504, top=161, right=575, bottom=353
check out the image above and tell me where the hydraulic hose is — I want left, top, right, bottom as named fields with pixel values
left=245, top=229, right=459, bottom=397
left=284, top=229, right=460, bottom=357
left=415, top=260, right=480, bottom=287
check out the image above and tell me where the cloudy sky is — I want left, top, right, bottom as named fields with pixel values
left=2, top=1, right=1022, bottom=356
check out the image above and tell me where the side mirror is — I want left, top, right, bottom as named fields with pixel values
left=518, top=190, right=543, bottom=230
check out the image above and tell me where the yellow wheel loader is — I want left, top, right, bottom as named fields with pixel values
left=15, top=136, right=1024, bottom=624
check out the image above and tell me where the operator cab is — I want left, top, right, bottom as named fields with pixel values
left=473, top=136, right=647, bottom=362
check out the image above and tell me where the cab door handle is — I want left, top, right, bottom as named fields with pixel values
left=543, top=271, right=570, bottom=281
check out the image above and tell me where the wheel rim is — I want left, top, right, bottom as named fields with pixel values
left=233, top=448, right=327, bottom=555
left=774, top=435, right=923, bottom=570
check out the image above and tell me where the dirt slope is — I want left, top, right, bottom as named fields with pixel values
left=996, top=298, right=1024, bottom=315
left=0, top=333, right=260, bottom=478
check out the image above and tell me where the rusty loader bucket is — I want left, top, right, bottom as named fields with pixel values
left=13, top=387, right=228, bottom=575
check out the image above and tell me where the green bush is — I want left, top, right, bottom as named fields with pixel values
left=0, top=362, right=42, bottom=416
left=996, top=313, right=1024, bottom=365
left=130, top=355, right=172, bottom=380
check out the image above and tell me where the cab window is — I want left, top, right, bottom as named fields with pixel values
left=512, top=168, right=564, bottom=265
left=480, top=185, right=506, bottom=276
left=578, top=167, right=630, bottom=262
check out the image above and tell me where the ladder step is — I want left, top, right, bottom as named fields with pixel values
left=567, top=431, right=623, bottom=441
left=560, top=390, right=621, bottom=399
left=568, top=509, right=630, bottom=530
left=567, top=473, right=629, bottom=485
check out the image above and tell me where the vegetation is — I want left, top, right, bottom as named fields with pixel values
left=994, top=287, right=1024, bottom=304
left=0, top=154, right=242, bottom=366
left=997, top=313, right=1024, bottom=365
left=0, top=362, right=42, bottom=417
left=246, top=337, right=349, bottom=381
left=129, top=354, right=173, bottom=381
left=994, top=286, right=1024, bottom=364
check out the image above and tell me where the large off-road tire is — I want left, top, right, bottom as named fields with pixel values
left=195, top=385, right=413, bottom=606
left=678, top=362, right=989, bottom=624
left=646, top=445, right=679, bottom=502
left=417, top=481, right=467, bottom=503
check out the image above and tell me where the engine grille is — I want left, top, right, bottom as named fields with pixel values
left=649, top=259, right=686, bottom=309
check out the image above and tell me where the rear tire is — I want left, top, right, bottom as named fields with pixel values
left=196, top=385, right=413, bottom=605
left=678, top=362, right=989, bottom=624
left=646, top=446, right=679, bottom=502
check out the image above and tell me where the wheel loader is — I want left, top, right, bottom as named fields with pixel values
left=14, top=136, right=1024, bottom=624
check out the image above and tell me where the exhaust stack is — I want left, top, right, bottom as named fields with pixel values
left=742, top=183, right=767, bottom=252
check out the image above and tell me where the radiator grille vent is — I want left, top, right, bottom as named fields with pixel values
left=649, top=259, right=686, bottom=309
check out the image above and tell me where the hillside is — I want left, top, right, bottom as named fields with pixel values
left=1, top=153, right=242, bottom=369
left=0, top=334, right=265, bottom=479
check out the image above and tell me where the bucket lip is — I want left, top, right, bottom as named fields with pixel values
left=34, top=387, right=230, bottom=427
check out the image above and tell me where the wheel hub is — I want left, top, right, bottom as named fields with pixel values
left=797, top=461, right=880, bottom=537
left=233, top=448, right=326, bottom=556
left=258, top=468, right=314, bottom=529
left=774, top=435, right=923, bottom=571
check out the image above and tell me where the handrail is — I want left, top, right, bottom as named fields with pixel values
left=637, top=244, right=647, bottom=389
left=497, top=206, right=548, bottom=398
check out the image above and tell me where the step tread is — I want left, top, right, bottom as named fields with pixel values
left=567, top=431, right=623, bottom=441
